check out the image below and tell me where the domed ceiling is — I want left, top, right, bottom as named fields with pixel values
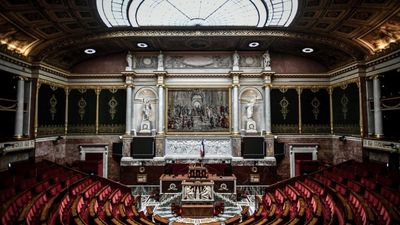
left=0, top=0, right=399, bottom=71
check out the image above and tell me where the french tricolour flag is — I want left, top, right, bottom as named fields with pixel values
left=200, top=140, right=205, bottom=158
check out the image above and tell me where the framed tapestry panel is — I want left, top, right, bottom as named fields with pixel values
left=166, top=88, right=230, bottom=134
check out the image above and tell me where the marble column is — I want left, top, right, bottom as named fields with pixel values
left=14, top=77, right=25, bottom=138
left=373, top=76, right=383, bottom=137
left=130, top=89, right=135, bottom=134
left=156, top=73, right=165, bottom=134
left=232, top=85, right=239, bottom=134
left=366, top=80, right=374, bottom=135
left=125, top=75, right=133, bottom=135
left=264, top=85, right=271, bottom=134
left=158, top=84, right=164, bottom=134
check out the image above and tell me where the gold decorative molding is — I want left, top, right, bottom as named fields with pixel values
left=328, top=87, right=334, bottom=134
left=297, top=87, right=302, bottom=134
left=49, top=94, right=57, bottom=121
left=95, top=88, right=101, bottom=134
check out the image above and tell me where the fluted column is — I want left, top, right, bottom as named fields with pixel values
left=125, top=75, right=133, bottom=135
left=231, top=72, right=240, bottom=134
left=373, top=76, right=383, bottom=137
left=262, top=73, right=273, bottom=134
left=14, top=77, right=25, bottom=138
left=157, top=73, right=166, bottom=134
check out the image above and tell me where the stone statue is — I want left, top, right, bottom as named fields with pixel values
left=157, top=51, right=164, bottom=71
left=142, top=99, right=152, bottom=120
left=245, top=97, right=256, bottom=119
left=184, top=186, right=195, bottom=200
left=245, top=96, right=257, bottom=133
left=200, top=186, right=212, bottom=200
left=232, top=50, right=240, bottom=71
left=125, top=51, right=133, bottom=71
left=262, top=50, right=271, bottom=70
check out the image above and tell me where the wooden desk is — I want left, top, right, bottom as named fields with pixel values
left=181, top=204, right=214, bottom=218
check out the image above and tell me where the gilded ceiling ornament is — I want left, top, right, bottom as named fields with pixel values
left=341, top=94, right=349, bottom=120
left=49, top=94, right=57, bottom=121
left=78, top=88, right=87, bottom=94
left=78, top=97, right=87, bottom=121
left=50, top=86, right=58, bottom=91
left=311, top=96, right=320, bottom=120
left=108, top=97, right=118, bottom=120
left=280, top=97, right=289, bottom=120
left=340, top=84, right=348, bottom=90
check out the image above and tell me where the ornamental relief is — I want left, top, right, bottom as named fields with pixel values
left=280, top=97, right=290, bottom=120
left=311, top=97, right=320, bottom=120
left=49, top=94, right=57, bottom=121
left=165, top=139, right=231, bottom=157
left=108, top=97, right=118, bottom=120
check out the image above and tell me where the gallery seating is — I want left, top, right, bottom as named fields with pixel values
left=1, top=159, right=400, bottom=225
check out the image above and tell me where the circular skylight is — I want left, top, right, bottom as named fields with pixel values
left=97, top=0, right=298, bottom=28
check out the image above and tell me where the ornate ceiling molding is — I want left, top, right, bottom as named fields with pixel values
left=32, top=29, right=367, bottom=60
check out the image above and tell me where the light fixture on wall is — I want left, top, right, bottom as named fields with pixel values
left=302, top=47, right=314, bottom=53
left=84, top=48, right=96, bottom=54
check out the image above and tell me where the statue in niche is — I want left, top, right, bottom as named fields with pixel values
left=139, top=98, right=152, bottom=133
left=142, top=99, right=152, bottom=120
left=125, top=51, right=133, bottom=71
left=245, top=96, right=257, bottom=133
left=157, top=51, right=164, bottom=71
left=245, top=97, right=256, bottom=119
left=232, top=50, right=240, bottom=71
left=262, top=50, right=271, bottom=71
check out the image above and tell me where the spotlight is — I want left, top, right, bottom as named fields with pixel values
left=137, top=42, right=148, bottom=48
left=302, top=47, right=314, bottom=53
left=248, top=42, right=260, bottom=47
left=339, top=135, right=347, bottom=142
left=84, top=48, right=96, bottom=54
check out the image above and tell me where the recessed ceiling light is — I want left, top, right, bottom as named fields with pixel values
left=137, top=42, right=148, bottom=48
left=302, top=47, right=314, bottom=53
left=84, top=48, right=96, bottom=54
left=248, top=42, right=260, bottom=47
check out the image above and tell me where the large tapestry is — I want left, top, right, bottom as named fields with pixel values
left=167, top=88, right=230, bottom=133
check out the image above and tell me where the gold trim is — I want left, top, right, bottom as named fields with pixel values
left=297, top=87, right=302, bottom=134
left=328, top=87, right=334, bottom=134
left=65, top=88, right=70, bottom=135
left=95, top=88, right=101, bottom=135
left=358, top=79, right=364, bottom=137
left=34, top=81, right=41, bottom=137
left=331, top=78, right=359, bottom=88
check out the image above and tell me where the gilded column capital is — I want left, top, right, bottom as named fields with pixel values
left=296, top=87, right=303, bottom=95
left=95, top=88, right=102, bottom=95
left=64, top=87, right=70, bottom=95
